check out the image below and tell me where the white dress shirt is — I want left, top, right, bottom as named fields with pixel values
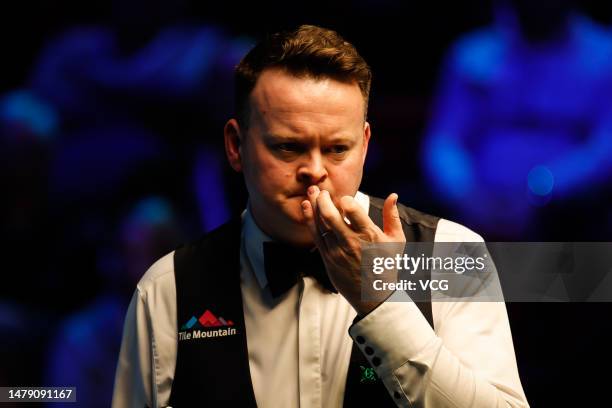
left=112, top=192, right=529, bottom=407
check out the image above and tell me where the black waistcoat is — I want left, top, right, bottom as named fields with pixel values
left=169, top=197, right=439, bottom=407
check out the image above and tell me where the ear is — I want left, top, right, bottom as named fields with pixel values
left=361, top=121, right=371, bottom=164
left=224, top=119, right=243, bottom=172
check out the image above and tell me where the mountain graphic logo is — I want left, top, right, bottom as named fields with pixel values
left=180, top=310, right=235, bottom=331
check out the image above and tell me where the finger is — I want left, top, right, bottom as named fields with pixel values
left=382, top=193, right=404, bottom=240
left=307, top=185, right=321, bottom=219
left=316, top=190, right=352, bottom=239
left=307, top=185, right=332, bottom=233
left=301, top=199, right=318, bottom=238
left=301, top=199, right=328, bottom=251
left=340, top=195, right=377, bottom=233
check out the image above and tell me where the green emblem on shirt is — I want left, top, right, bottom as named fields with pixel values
left=360, top=365, right=378, bottom=383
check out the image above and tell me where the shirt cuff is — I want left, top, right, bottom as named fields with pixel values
left=348, top=299, right=437, bottom=377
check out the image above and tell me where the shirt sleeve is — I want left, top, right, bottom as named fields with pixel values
left=111, top=289, right=154, bottom=408
left=348, top=219, right=529, bottom=407
left=348, top=300, right=528, bottom=407
left=111, top=252, right=177, bottom=408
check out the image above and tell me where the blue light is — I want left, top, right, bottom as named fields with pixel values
left=528, top=165, right=554, bottom=196
left=0, top=90, right=57, bottom=139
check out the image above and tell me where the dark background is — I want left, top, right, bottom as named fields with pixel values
left=2, top=0, right=612, bottom=406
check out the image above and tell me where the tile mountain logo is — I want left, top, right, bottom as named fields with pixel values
left=181, top=310, right=235, bottom=330
left=178, top=310, right=237, bottom=341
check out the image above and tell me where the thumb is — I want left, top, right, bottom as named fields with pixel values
left=382, top=193, right=404, bottom=240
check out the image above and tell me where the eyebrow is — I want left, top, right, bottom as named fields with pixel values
left=263, top=133, right=356, bottom=145
left=263, top=133, right=303, bottom=142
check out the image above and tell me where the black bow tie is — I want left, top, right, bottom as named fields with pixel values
left=263, top=241, right=337, bottom=298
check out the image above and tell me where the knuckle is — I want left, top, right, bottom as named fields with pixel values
left=342, top=200, right=356, bottom=213
left=348, top=240, right=361, bottom=257
left=364, top=229, right=378, bottom=242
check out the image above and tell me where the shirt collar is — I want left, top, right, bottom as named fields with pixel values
left=243, top=191, right=370, bottom=290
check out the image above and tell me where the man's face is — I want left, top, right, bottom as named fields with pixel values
left=225, top=68, right=371, bottom=246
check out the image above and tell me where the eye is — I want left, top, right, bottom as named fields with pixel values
left=327, top=145, right=349, bottom=154
left=275, top=143, right=300, bottom=152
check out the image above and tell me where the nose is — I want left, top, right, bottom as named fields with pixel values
left=297, top=152, right=328, bottom=185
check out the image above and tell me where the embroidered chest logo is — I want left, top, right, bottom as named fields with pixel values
left=178, top=309, right=237, bottom=341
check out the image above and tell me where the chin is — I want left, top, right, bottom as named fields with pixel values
left=277, top=214, right=313, bottom=245
left=281, top=228, right=314, bottom=247
left=279, top=200, right=306, bottom=220
left=283, top=212, right=308, bottom=230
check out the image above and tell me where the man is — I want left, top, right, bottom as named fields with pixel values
left=112, top=25, right=529, bottom=407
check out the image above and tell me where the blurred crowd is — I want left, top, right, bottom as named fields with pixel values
left=1, top=0, right=611, bottom=407
left=1, top=17, right=251, bottom=407
left=423, top=0, right=612, bottom=240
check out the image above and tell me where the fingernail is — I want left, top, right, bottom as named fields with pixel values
left=393, top=193, right=398, bottom=205
left=308, top=186, right=315, bottom=195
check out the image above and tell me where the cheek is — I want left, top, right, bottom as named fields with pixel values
left=329, top=158, right=363, bottom=193
left=244, top=151, right=294, bottom=193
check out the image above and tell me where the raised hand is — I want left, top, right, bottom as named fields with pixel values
left=301, top=186, right=405, bottom=315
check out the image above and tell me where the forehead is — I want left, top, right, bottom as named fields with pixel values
left=248, top=68, right=365, bottom=136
